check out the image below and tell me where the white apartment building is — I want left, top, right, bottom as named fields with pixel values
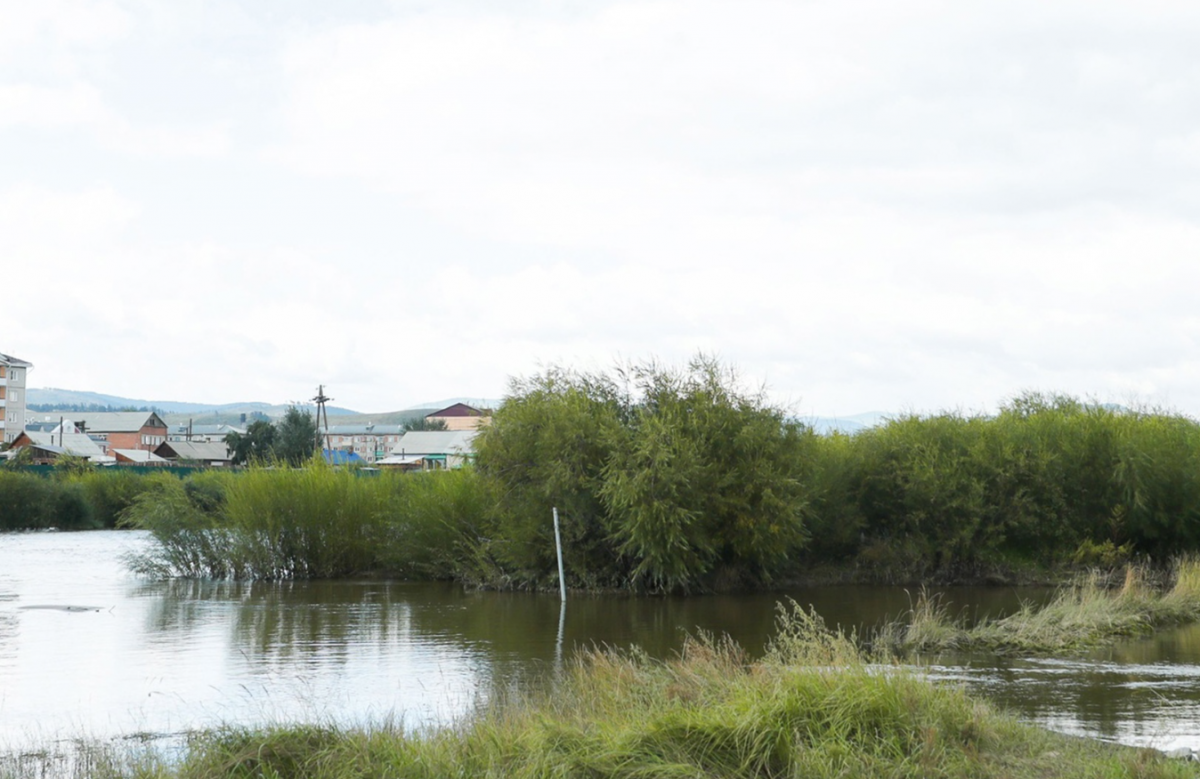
left=0, top=352, right=32, bottom=445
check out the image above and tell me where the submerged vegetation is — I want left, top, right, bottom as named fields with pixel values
left=890, top=559, right=1200, bottom=655
left=3, top=607, right=1195, bottom=779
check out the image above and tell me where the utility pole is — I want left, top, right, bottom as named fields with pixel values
left=311, top=385, right=332, bottom=454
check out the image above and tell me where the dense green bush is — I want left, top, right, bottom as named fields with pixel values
left=18, top=358, right=1200, bottom=592
left=0, top=471, right=96, bottom=530
left=124, top=466, right=493, bottom=581
left=476, top=357, right=815, bottom=592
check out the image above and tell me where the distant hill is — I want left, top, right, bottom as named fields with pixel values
left=27, top=388, right=359, bottom=420
left=803, top=412, right=891, bottom=435
left=25, top=389, right=502, bottom=428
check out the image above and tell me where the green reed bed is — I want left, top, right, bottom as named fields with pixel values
left=892, top=559, right=1200, bottom=655
left=3, top=607, right=1192, bottom=779
left=122, top=465, right=492, bottom=581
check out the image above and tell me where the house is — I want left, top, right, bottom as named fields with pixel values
left=0, top=352, right=32, bottom=445
left=168, top=423, right=245, bottom=443
left=34, top=411, right=170, bottom=455
left=424, top=403, right=491, bottom=431
left=377, top=430, right=478, bottom=470
left=323, top=424, right=406, bottom=463
left=154, top=440, right=234, bottom=467
left=8, top=429, right=111, bottom=465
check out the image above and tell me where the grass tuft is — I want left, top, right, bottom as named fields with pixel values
left=891, top=559, right=1200, bottom=655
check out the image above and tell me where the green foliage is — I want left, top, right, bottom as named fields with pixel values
left=891, top=559, right=1200, bottom=655
left=274, top=406, right=323, bottom=466
left=404, top=416, right=449, bottom=431
left=477, top=356, right=813, bottom=592
left=65, top=469, right=177, bottom=528
left=224, top=419, right=276, bottom=465
left=0, top=471, right=96, bottom=530
left=599, top=357, right=814, bottom=590
left=97, top=364, right=1200, bottom=591
left=474, top=365, right=628, bottom=586
left=124, top=466, right=493, bottom=581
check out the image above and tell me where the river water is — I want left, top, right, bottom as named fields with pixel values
left=3, top=531, right=1200, bottom=753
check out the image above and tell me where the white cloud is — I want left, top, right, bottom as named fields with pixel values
left=7, top=1, right=1200, bottom=415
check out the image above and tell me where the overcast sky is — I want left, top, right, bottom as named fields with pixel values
left=3, top=0, right=1200, bottom=416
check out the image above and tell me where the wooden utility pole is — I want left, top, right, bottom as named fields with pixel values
left=312, top=385, right=332, bottom=454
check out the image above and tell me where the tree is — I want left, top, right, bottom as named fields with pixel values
left=475, top=355, right=816, bottom=592
left=274, top=405, right=323, bottom=466
left=404, top=417, right=449, bottom=432
left=225, top=419, right=276, bottom=465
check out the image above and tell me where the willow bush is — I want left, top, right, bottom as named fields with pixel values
left=103, top=359, right=1200, bottom=591
left=123, top=465, right=492, bottom=581
left=475, top=356, right=815, bottom=592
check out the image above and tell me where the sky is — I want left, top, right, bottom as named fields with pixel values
left=3, top=0, right=1200, bottom=416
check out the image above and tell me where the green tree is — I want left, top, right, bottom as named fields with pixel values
left=475, top=355, right=816, bottom=592
left=404, top=417, right=449, bottom=432
left=225, top=419, right=276, bottom=465
left=274, top=406, right=323, bottom=466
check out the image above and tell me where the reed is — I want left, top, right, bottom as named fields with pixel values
left=4, top=606, right=1191, bottom=779
left=894, top=559, right=1200, bottom=655
left=124, top=464, right=494, bottom=581
left=0, top=471, right=95, bottom=530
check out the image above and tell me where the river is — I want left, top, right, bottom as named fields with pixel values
left=2, top=531, right=1200, bottom=754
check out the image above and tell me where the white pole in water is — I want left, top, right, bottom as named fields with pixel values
left=553, top=506, right=566, bottom=602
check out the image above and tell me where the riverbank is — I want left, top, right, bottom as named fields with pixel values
left=3, top=607, right=1195, bottom=779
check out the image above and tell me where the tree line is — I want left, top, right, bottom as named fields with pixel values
left=15, top=355, right=1200, bottom=592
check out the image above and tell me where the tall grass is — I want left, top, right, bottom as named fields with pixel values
left=3, top=606, right=1192, bottom=779
left=891, top=558, right=1200, bottom=655
left=123, top=465, right=494, bottom=581
left=0, top=471, right=95, bottom=530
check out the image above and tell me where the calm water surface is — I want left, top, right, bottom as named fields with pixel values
left=3, top=531, right=1200, bottom=752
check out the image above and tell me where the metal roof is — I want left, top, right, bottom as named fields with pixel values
left=18, top=431, right=106, bottom=458
left=0, top=352, right=32, bottom=367
left=325, top=424, right=406, bottom=435
left=46, top=411, right=168, bottom=433
left=155, top=441, right=233, bottom=461
left=113, top=449, right=169, bottom=464
left=388, top=430, right=478, bottom=456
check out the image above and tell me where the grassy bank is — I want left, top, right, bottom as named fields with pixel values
left=890, top=559, right=1200, bottom=655
left=3, top=608, right=1195, bottom=779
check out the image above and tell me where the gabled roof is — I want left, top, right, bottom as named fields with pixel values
left=170, top=424, right=245, bottom=437
left=113, top=449, right=169, bottom=465
left=57, top=411, right=168, bottom=433
left=389, top=430, right=478, bottom=456
left=0, top=352, right=32, bottom=368
left=155, top=441, right=233, bottom=462
left=326, top=424, right=406, bottom=435
left=426, top=403, right=485, bottom=418
left=15, top=431, right=105, bottom=458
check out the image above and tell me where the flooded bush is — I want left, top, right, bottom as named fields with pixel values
left=0, top=471, right=96, bottom=530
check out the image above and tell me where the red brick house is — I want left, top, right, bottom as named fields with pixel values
left=48, top=411, right=170, bottom=454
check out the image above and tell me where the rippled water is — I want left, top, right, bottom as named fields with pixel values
left=3, top=531, right=1200, bottom=753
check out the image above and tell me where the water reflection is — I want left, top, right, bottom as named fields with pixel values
left=2, top=530, right=1200, bottom=753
